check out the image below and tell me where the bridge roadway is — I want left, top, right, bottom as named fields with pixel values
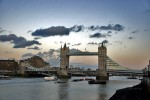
left=25, top=69, right=143, bottom=77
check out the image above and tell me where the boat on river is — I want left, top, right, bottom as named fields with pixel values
left=88, top=80, right=106, bottom=84
left=44, top=76, right=57, bottom=81
left=0, top=75, right=11, bottom=80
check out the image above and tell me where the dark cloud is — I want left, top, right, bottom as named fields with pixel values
left=72, top=43, right=82, bottom=46
left=27, top=46, right=41, bottom=50
left=0, top=30, right=7, bottom=33
left=69, top=25, right=84, bottom=32
left=88, top=24, right=125, bottom=31
left=60, top=41, right=63, bottom=44
left=31, top=24, right=125, bottom=37
left=32, top=26, right=70, bottom=37
left=0, top=34, right=21, bottom=42
left=21, top=53, right=36, bottom=60
left=89, top=33, right=102, bottom=38
left=107, top=31, right=112, bottom=34
left=128, top=36, right=135, bottom=40
left=0, top=34, right=41, bottom=48
left=87, top=42, right=99, bottom=45
left=89, top=32, right=109, bottom=38
left=144, top=29, right=149, bottom=32
left=145, top=10, right=150, bottom=13
left=67, top=43, right=70, bottom=45
left=102, top=40, right=109, bottom=44
left=0, top=28, right=7, bottom=33
left=88, top=25, right=98, bottom=31
left=27, top=30, right=32, bottom=33
left=13, top=40, right=41, bottom=48
left=34, top=37, right=41, bottom=40
left=99, top=24, right=125, bottom=31
left=131, top=30, right=138, bottom=34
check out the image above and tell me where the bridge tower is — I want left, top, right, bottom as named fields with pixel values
left=96, top=43, right=109, bottom=80
left=57, top=43, right=70, bottom=78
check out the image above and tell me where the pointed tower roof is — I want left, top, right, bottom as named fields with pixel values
left=64, top=43, right=66, bottom=48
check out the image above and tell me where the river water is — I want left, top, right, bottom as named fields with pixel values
left=0, top=76, right=140, bottom=100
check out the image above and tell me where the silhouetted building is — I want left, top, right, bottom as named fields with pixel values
left=148, top=60, right=150, bottom=77
left=0, top=60, right=18, bottom=74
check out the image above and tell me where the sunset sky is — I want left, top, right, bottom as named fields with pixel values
left=0, top=0, right=150, bottom=69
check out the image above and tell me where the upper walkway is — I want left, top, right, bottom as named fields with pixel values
left=66, top=52, right=98, bottom=56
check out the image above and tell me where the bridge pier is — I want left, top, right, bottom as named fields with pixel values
left=57, top=68, right=70, bottom=78
left=96, top=69, right=109, bottom=80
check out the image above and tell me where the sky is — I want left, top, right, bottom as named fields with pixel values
left=0, top=0, right=150, bottom=70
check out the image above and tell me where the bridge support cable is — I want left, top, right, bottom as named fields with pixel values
left=49, top=56, right=60, bottom=67
left=106, top=56, right=130, bottom=71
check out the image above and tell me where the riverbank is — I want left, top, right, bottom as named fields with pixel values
left=109, top=82, right=150, bottom=100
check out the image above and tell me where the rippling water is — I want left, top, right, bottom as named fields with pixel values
left=0, top=76, right=140, bottom=100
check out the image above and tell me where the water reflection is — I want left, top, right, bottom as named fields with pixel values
left=97, top=84, right=108, bottom=100
left=57, top=79, right=69, bottom=100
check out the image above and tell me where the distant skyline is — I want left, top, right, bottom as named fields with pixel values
left=0, top=0, right=150, bottom=69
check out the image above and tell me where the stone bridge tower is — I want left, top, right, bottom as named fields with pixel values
left=96, top=43, right=109, bottom=80
left=57, top=43, right=70, bottom=78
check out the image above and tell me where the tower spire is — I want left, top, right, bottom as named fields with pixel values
left=102, top=42, right=104, bottom=47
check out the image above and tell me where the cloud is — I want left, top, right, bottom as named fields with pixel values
left=107, top=31, right=112, bottom=34
left=88, top=25, right=99, bottom=31
left=0, top=28, right=7, bottom=33
left=72, top=43, right=82, bottom=46
left=145, top=9, right=150, bottom=13
left=69, top=48, right=82, bottom=53
left=32, top=26, right=70, bottom=37
left=69, top=25, right=84, bottom=32
left=0, top=34, right=41, bottom=48
left=99, top=24, right=125, bottom=31
left=102, top=40, right=109, bottom=44
left=128, top=36, right=135, bottom=40
left=67, top=43, right=71, bottom=45
left=21, top=49, right=61, bottom=65
left=87, top=40, right=108, bottom=45
left=13, top=40, right=41, bottom=48
left=27, top=30, right=32, bottom=33
left=88, top=42, right=99, bottom=45
left=31, top=24, right=125, bottom=37
left=27, top=46, right=41, bottom=50
left=34, top=37, right=41, bottom=40
left=144, top=29, right=149, bottom=32
left=131, top=30, right=138, bottom=34
left=0, top=30, right=7, bottom=33
left=114, top=41, right=123, bottom=45
left=0, top=34, right=22, bottom=42
left=22, top=53, right=34, bottom=58
left=89, top=32, right=109, bottom=38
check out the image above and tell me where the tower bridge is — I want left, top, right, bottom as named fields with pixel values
left=57, top=43, right=109, bottom=81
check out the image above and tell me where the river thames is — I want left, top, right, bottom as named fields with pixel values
left=0, top=76, right=140, bottom=100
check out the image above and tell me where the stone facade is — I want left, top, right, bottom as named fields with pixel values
left=96, top=43, right=109, bottom=80
left=57, top=43, right=70, bottom=78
